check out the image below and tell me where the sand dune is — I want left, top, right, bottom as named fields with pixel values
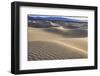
left=28, top=41, right=87, bottom=61
left=43, top=27, right=87, bottom=38
left=28, top=27, right=88, bottom=61
left=60, top=38, right=87, bottom=51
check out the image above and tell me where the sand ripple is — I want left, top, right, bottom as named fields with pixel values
left=28, top=41, right=87, bottom=61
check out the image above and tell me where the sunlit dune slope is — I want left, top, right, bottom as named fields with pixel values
left=28, top=41, right=87, bottom=61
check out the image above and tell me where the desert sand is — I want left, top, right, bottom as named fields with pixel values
left=28, top=27, right=88, bottom=61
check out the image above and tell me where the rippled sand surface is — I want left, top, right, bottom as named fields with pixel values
left=28, top=27, right=88, bottom=61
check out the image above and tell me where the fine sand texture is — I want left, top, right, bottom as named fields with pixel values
left=28, top=27, right=88, bottom=61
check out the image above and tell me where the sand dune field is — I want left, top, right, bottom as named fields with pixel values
left=28, top=27, right=88, bottom=61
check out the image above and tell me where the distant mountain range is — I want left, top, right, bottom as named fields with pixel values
left=28, top=15, right=87, bottom=23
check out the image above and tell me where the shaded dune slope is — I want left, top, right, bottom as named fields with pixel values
left=43, top=27, right=87, bottom=38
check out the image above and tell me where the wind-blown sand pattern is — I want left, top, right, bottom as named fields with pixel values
left=28, top=26, right=88, bottom=61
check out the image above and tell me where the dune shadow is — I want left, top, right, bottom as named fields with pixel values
left=43, top=28, right=87, bottom=38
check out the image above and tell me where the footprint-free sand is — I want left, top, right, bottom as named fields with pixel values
left=28, top=27, right=88, bottom=61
